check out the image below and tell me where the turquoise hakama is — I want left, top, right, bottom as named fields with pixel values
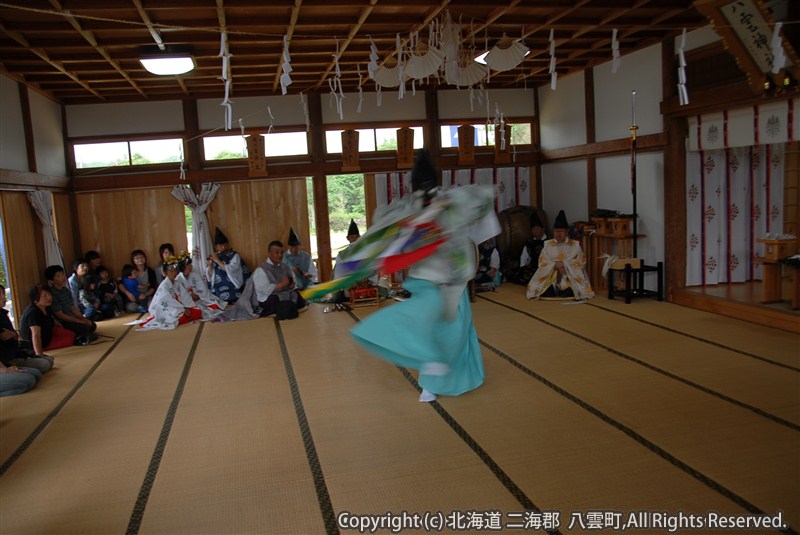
left=350, top=277, right=484, bottom=396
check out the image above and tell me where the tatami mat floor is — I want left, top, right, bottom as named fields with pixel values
left=1, top=284, right=798, bottom=535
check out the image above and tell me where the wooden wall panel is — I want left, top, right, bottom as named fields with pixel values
left=52, top=191, right=78, bottom=267
left=75, top=187, right=188, bottom=279
left=0, top=191, right=44, bottom=319
left=207, top=178, right=309, bottom=269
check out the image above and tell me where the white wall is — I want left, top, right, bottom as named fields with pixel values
left=29, top=90, right=66, bottom=176
left=323, top=90, right=427, bottom=124
left=198, top=94, right=308, bottom=131
left=0, top=74, right=28, bottom=172
left=538, top=71, right=586, bottom=150
left=66, top=100, right=184, bottom=137
left=594, top=44, right=663, bottom=141
left=438, top=88, right=534, bottom=120
left=596, top=153, right=664, bottom=263
left=540, top=160, right=589, bottom=226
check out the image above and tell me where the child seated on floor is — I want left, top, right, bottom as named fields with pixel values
left=119, top=264, right=148, bottom=313
left=78, top=278, right=105, bottom=320
left=95, top=266, right=123, bottom=317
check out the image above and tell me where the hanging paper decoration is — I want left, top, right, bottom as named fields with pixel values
left=329, top=38, right=345, bottom=120
left=219, top=31, right=233, bottom=131
left=770, top=22, right=786, bottom=74
left=611, top=28, right=621, bottom=74
left=372, top=57, right=405, bottom=88
left=677, top=28, right=689, bottom=106
left=495, top=103, right=506, bottom=151
left=357, top=64, right=364, bottom=113
left=405, top=40, right=444, bottom=80
left=396, top=33, right=406, bottom=100
left=280, top=34, right=293, bottom=95
left=442, top=11, right=461, bottom=85
left=484, top=33, right=529, bottom=72
left=549, top=29, right=557, bottom=90
left=267, top=106, right=275, bottom=134
left=367, top=37, right=379, bottom=80
left=179, top=141, right=186, bottom=181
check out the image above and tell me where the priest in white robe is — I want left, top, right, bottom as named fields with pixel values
left=526, top=210, right=594, bottom=301
left=218, top=241, right=307, bottom=321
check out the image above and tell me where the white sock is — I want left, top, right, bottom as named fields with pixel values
left=418, top=389, right=437, bottom=402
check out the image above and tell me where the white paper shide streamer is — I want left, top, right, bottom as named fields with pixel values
left=329, top=38, right=345, bottom=120
left=611, top=29, right=621, bottom=74
left=219, top=31, right=233, bottom=130
left=280, top=35, right=293, bottom=95
left=677, top=28, right=689, bottom=106
left=771, top=22, right=786, bottom=75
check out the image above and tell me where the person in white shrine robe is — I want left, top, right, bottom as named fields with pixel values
left=175, top=252, right=226, bottom=318
left=526, top=210, right=594, bottom=301
left=139, top=256, right=203, bottom=330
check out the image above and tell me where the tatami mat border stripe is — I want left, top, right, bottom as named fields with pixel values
left=481, top=298, right=800, bottom=432
left=0, top=326, right=134, bottom=477
left=584, top=301, right=800, bottom=373
left=344, top=310, right=561, bottom=534
left=478, top=338, right=799, bottom=534
left=126, top=323, right=204, bottom=535
left=396, top=366, right=562, bottom=535
left=274, top=318, right=339, bottom=535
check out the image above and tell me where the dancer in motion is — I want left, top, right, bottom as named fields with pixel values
left=313, top=150, right=499, bottom=402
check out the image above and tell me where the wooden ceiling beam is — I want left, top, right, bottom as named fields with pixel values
left=48, top=0, right=147, bottom=98
left=271, top=0, right=302, bottom=94
left=0, top=21, right=104, bottom=100
left=313, top=0, right=379, bottom=91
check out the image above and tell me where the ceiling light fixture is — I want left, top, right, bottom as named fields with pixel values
left=140, top=45, right=195, bottom=76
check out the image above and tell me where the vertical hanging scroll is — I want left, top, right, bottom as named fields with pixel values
left=458, top=124, right=475, bottom=165
left=396, top=127, right=414, bottom=169
left=341, top=129, right=361, bottom=172
left=246, top=134, right=268, bottom=177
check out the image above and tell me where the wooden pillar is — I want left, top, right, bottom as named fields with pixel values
left=584, top=69, right=597, bottom=215
left=307, top=94, right=332, bottom=282
left=531, top=86, right=543, bottom=207
left=18, top=82, right=36, bottom=173
left=662, top=39, right=687, bottom=299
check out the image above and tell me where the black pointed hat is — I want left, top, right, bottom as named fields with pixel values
left=553, top=210, right=569, bottom=230
left=411, top=150, right=438, bottom=193
left=214, top=227, right=229, bottom=245
left=530, top=211, right=543, bottom=228
left=287, top=227, right=301, bottom=246
left=347, top=219, right=360, bottom=237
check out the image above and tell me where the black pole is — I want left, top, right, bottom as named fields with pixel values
left=630, top=90, right=638, bottom=259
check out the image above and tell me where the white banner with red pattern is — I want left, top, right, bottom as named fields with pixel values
left=686, top=144, right=785, bottom=285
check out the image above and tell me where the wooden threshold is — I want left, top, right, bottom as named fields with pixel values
left=672, top=285, right=800, bottom=334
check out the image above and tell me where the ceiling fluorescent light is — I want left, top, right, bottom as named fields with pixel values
left=140, top=45, right=195, bottom=75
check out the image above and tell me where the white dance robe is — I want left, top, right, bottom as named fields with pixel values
left=139, top=278, right=201, bottom=330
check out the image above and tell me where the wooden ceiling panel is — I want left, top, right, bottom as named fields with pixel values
left=0, top=0, right=717, bottom=104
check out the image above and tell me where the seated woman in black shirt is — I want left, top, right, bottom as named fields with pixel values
left=19, top=284, right=76, bottom=354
